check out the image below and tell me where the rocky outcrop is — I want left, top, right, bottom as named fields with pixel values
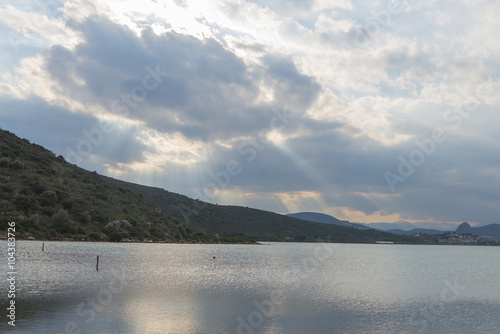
left=105, top=220, right=133, bottom=229
left=456, top=222, right=473, bottom=234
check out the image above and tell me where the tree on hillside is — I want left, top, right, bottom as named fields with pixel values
left=50, top=209, right=74, bottom=234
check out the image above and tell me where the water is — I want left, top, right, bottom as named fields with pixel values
left=1, top=241, right=499, bottom=333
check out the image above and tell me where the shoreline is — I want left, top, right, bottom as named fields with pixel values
left=1, top=237, right=498, bottom=246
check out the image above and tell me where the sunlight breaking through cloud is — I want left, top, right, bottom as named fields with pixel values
left=1, top=0, right=500, bottom=225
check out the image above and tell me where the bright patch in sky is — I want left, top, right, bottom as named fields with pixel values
left=1, top=0, right=500, bottom=226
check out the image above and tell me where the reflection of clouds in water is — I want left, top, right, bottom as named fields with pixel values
left=11, top=241, right=500, bottom=333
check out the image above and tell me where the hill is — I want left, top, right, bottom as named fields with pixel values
left=286, top=212, right=370, bottom=229
left=0, top=129, right=243, bottom=243
left=456, top=222, right=500, bottom=241
left=366, top=221, right=457, bottom=231
left=101, top=176, right=422, bottom=243
left=386, top=228, right=447, bottom=236
left=0, top=128, right=422, bottom=244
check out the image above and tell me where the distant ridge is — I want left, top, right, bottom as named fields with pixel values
left=387, top=228, right=447, bottom=236
left=455, top=222, right=500, bottom=241
left=102, top=177, right=417, bottom=243
left=456, top=222, right=473, bottom=234
left=366, top=221, right=457, bottom=231
left=286, top=212, right=370, bottom=229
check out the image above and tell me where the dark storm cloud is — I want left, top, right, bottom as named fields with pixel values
left=3, top=2, right=499, bottom=226
left=0, top=97, right=148, bottom=168
left=41, top=15, right=319, bottom=142
left=201, top=108, right=500, bottom=224
left=203, top=116, right=390, bottom=193
left=0, top=97, right=97, bottom=155
left=262, top=55, right=320, bottom=109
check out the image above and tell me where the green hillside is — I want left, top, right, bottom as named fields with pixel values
left=102, top=176, right=424, bottom=244
left=0, top=129, right=247, bottom=243
left=0, top=128, right=423, bottom=244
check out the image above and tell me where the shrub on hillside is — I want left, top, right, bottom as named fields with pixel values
left=88, top=232, right=102, bottom=241
left=14, top=195, right=32, bottom=212
left=50, top=209, right=74, bottom=234
left=40, top=191, right=58, bottom=206
left=79, top=211, right=91, bottom=224
left=11, top=159, right=25, bottom=170
left=108, top=229, right=122, bottom=242
left=0, top=157, right=11, bottom=167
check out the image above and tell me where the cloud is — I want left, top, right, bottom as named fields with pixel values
left=1, top=0, right=500, bottom=226
left=0, top=97, right=150, bottom=169
left=14, top=15, right=318, bottom=145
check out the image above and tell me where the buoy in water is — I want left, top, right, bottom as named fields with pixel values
left=213, top=256, right=216, bottom=259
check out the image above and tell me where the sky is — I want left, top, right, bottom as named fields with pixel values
left=1, top=0, right=500, bottom=227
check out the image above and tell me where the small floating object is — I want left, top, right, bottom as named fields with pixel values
left=213, top=256, right=216, bottom=259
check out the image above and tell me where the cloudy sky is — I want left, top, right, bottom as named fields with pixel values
left=1, top=0, right=500, bottom=227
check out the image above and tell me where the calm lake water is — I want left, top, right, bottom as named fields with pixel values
left=1, top=241, right=499, bottom=333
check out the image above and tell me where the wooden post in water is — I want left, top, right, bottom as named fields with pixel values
left=42, top=243, right=45, bottom=252
left=96, top=255, right=99, bottom=271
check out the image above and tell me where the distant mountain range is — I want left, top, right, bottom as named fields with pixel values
left=288, top=212, right=500, bottom=241
left=378, top=221, right=500, bottom=241
left=455, top=222, right=500, bottom=241
left=386, top=228, right=446, bottom=236
left=364, top=221, right=459, bottom=231
left=286, top=212, right=370, bottom=229
left=286, top=213, right=455, bottom=234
